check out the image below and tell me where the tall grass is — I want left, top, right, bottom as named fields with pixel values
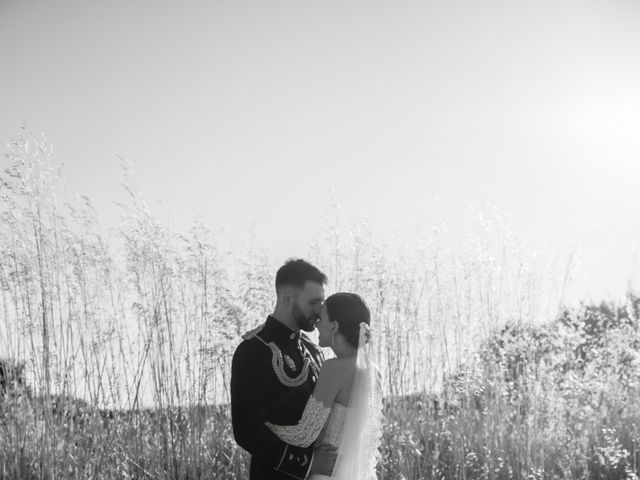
left=1, top=130, right=637, bottom=479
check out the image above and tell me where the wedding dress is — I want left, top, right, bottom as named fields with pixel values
left=309, top=402, right=348, bottom=479
left=266, top=323, right=383, bottom=480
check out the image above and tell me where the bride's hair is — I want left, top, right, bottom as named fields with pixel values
left=324, top=293, right=370, bottom=348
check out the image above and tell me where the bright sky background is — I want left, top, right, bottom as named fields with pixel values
left=2, top=0, right=640, bottom=305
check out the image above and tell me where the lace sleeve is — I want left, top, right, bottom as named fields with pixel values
left=265, top=396, right=331, bottom=448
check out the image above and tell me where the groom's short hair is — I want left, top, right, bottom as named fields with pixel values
left=275, top=259, right=327, bottom=294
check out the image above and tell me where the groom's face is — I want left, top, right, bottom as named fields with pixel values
left=291, top=281, right=325, bottom=332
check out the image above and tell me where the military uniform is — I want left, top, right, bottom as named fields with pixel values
left=231, top=315, right=324, bottom=480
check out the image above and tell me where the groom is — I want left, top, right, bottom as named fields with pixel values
left=231, top=259, right=327, bottom=479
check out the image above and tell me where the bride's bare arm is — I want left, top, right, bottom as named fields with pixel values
left=265, top=359, right=342, bottom=447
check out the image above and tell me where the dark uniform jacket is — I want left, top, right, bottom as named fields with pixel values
left=231, top=316, right=324, bottom=480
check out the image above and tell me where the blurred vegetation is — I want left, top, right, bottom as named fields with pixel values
left=378, top=297, right=640, bottom=480
left=1, top=129, right=638, bottom=479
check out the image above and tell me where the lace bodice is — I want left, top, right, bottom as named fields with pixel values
left=316, top=402, right=348, bottom=448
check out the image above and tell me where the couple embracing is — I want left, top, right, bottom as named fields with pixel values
left=231, top=259, right=383, bottom=480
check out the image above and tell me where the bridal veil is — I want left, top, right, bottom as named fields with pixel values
left=331, top=322, right=383, bottom=480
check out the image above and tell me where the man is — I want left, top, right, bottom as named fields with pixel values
left=231, top=259, right=327, bottom=479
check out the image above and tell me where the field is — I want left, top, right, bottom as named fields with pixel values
left=1, top=131, right=640, bottom=479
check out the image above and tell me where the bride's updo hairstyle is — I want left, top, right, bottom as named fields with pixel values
left=324, top=292, right=370, bottom=348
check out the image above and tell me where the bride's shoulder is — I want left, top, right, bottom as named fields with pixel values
left=322, top=357, right=356, bottom=375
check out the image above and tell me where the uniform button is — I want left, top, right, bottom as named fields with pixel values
left=290, top=333, right=295, bottom=340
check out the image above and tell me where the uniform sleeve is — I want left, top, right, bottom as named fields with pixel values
left=265, top=396, right=331, bottom=447
left=265, top=359, right=340, bottom=448
left=231, top=339, right=314, bottom=479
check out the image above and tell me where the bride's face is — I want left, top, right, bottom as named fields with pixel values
left=316, top=305, right=337, bottom=348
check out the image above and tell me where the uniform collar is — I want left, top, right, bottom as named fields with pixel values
left=266, top=315, right=302, bottom=343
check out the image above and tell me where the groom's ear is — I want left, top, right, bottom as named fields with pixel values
left=282, top=286, right=295, bottom=304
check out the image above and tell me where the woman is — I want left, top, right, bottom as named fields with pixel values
left=265, top=292, right=383, bottom=480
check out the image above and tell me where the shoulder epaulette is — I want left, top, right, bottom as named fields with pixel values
left=242, top=323, right=265, bottom=340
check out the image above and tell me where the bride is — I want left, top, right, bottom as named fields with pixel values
left=265, top=292, right=383, bottom=480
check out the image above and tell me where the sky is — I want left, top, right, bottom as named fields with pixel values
left=1, top=0, right=640, bottom=305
